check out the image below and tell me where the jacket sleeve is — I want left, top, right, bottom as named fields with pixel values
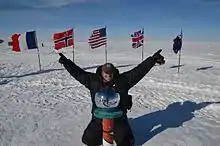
left=121, top=56, right=156, bottom=89
left=62, top=59, right=94, bottom=89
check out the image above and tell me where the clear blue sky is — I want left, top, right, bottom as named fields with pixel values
left=0, top=0, right=220, bottom=41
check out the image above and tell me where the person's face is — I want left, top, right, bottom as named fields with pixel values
left=102, top=71, right=114, bottom=83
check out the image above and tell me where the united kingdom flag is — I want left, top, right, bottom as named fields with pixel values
left=131, top=29, right=144, bottom=49
left=53, top=28, right=74, bottom=50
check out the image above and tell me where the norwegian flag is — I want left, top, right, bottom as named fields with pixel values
left=53, top=28, right=74, bottom=50
left=131, top=29, right=144, bottom=49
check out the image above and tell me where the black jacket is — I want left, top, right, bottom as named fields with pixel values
left=62, top=57, right=156, bottom=115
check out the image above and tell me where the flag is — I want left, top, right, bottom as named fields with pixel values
left=26, top=31, right=38, bottom=49
left=11, top=34, right=21, bottom=52
left=131, top=29, right=144, bottom=49
left=88, top=27, right=107, bottom=49
left=0, top=39, right=4, bottom=44
left=11, top=31, right=38, bottom=52
left=53, top=28, right=74, bottom=50
left=173, top=33, right=182, bottom=54
left=8, top=41, right=12, bottom=46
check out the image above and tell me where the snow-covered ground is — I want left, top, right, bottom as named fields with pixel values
left=0, top=39, right=220, bottom=146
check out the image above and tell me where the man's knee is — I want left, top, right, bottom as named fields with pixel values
left=114, top=133, right=135, bottom=146
left=82, top=128, right=102, bottom=145
left=81, top=118, right=102, bottom=146
left=113, top=117, right=135, bottom=146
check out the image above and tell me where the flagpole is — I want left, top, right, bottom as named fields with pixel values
left=178, top=29, right=183, bottom=74
left=141, top=28, right=144, bottom=62
left=34, top=30, right=42, bottom=71
left=105, top=26, right=107, bottom=63
left=72, top=28, right=75, bottom=62
left=178, top=50, right=181, bottom=74
left=105, top=44, right=107, bottom=63
left=37, top=47, right=42, bottom=71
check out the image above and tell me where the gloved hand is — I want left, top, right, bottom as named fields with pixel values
left=152, top=49, right=165, bottom=65
left=58, top=53, right=68, bottom=64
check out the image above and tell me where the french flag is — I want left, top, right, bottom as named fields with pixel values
left=11, top=31, right=38, bottom=52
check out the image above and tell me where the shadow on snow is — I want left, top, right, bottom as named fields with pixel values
left=129, top=100, right=220, bottom=146
left=196, top=66, right=213, bottom=71
left=170, top=64, right=185, bottom=68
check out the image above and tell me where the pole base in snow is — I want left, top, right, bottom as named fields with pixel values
left=94, top=108, right=123, bottom=145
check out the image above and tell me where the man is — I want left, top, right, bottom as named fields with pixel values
left=58, top=49, right=165, bottom=146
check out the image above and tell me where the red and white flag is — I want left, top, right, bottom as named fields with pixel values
left=53, top=28, right=74, bottom=50
left=131, top=29, right=144, bottom=49
left=88, top=27, right=107, bottom=49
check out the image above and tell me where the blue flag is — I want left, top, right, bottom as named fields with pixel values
left=0, top=39, right=4, bottom=44
left=26, top=31, right=38, bottom=49
left=173, top=34, right=182, bottom=54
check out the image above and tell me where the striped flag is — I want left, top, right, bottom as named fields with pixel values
left=11, top=31, right=38, bottom=52
left=88, top=27, right=107, bottom=49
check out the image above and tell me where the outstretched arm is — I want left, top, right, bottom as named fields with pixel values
left=59, top=53, right=94, bottom=89
left=121, top=57, right=155, bottom=89
left=121, top=49, right=165, bottom=89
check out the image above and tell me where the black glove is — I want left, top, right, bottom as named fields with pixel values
left=152, top=49, right=165, bottom=65
left=58, top=53, right=68, bottom=64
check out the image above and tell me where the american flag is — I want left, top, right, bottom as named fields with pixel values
left=88, top=27, right=107, bottom=49
left=131, top=29, right=144, bottom=49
